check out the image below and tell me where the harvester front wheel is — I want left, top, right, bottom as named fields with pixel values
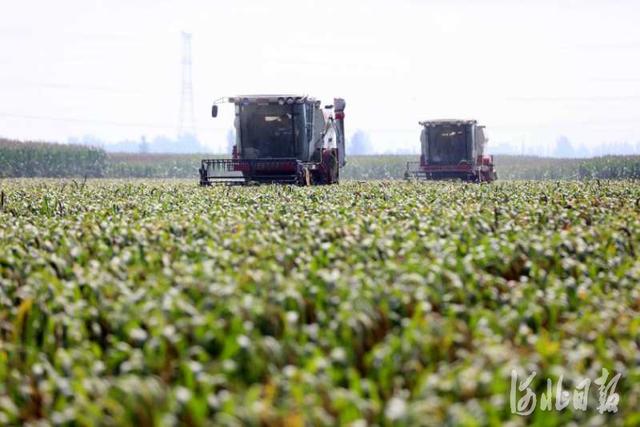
left=323, top=149, right=339, bottom=184
left=298, top=167, right=312, bottom=186
left=313, top=150, right=339, bottom=185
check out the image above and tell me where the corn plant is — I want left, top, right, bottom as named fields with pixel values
left=0, top=180, right=638, bottom=426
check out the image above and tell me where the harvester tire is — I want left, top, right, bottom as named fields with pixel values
left=326, top=150, right=339, bottom=184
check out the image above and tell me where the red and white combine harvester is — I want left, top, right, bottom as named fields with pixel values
left=406, top=119, right=497, bottom=182
left=200, top=95, right=346, bottom=186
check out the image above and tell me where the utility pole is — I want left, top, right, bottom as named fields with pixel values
left=178, top=31, right=196, bottom=139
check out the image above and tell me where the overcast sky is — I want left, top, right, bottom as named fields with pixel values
left=1, top=0, right=639, bottom=154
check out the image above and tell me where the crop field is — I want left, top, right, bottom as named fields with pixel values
left=4, top=139, right=640, bottom=181
left=1, top=180, right=639, bottom=426
left=0, top=139, right=106, bottom=179
left=104, top=153, right=640, bottom=181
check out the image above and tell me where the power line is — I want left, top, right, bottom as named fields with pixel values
left=0, top=82, right=144, bottom=94
left=0, top=112, right=225, bottom=131
left=2, top=111, right=639, bottom=134
left=509, top=95, right=640, bottom=102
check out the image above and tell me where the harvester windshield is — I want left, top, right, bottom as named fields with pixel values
left=427, top=124, right=471, bottom=164
left=239, top=103, right=305, bottom=159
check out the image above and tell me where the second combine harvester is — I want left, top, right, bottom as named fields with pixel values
left=406, top=119, right=497, bottom=182
left=200, top=95, right=346, bottom=185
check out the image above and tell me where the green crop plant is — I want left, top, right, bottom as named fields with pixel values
left=0, top=139, right=106, bottom=178
left=0, top=180, right=638, bottom=426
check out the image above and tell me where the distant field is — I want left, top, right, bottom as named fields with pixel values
left=106, top=153, right=640, bottom=181
left=107, top=152, right=640, bottom=181
left=2, top=138, right=640, bottom=180
left=1, top=180, right=638, bottom=425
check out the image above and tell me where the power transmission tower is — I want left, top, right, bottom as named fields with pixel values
left=178, top=31, right=196, bottom=139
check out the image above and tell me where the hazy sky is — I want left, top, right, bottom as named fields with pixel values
left=1, top=0, right=640, bottom=153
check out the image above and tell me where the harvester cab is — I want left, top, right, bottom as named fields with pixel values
left=200, top=95, right=346, bottom=185
left=405, top=119, right=497, bottom=182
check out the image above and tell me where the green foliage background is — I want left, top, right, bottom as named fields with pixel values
left=2, top=139, right=640, bottom=180
left=0, top=139, right=106, bottom=178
